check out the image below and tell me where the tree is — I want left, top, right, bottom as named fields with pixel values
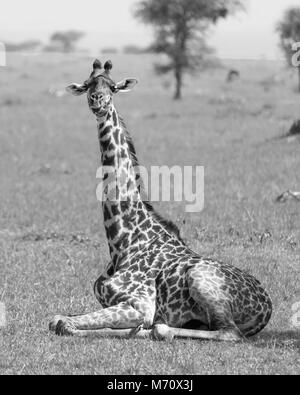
left=277, top=8, right=300, bottom=93
left=134, top=0, right=244, bottom=99
left=49, top=30, right=85, bottom=53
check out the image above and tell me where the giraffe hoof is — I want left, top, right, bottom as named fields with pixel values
left=49, top=315, right=65, bottom=332
left=55, top=319, right=76, bottom=336
left=153, top=324, right=174, bottom=342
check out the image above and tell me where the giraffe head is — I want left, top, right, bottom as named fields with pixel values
left=66, top=59, right=138, bottom=116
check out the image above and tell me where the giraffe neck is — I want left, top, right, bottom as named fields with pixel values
left=97, top=106, right=173, bottom=268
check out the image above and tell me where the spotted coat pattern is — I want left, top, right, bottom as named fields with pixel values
left=50, top=61, right=272, bottom=340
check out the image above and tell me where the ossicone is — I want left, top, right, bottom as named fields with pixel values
left=104, top=60, right=113, bottom=75
left=93, top=59, right=102, bottom=70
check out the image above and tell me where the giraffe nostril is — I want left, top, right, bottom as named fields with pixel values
left=91, top=93, right=104, bottom=102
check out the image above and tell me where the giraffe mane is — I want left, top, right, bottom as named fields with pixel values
left=117, top=114, right=183, bottom=242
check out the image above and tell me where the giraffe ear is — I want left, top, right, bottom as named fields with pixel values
left=66, top=83, right=88, bottom=96
left=114, top=78, right=138, bottom=93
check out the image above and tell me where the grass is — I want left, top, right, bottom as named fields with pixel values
left=0, top=53, right=300, bottom=375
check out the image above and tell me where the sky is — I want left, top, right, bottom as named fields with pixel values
left=0, top=0, right=299, bottom=59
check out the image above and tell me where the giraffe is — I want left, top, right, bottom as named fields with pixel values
left=49, top=60, right=272, bottom=342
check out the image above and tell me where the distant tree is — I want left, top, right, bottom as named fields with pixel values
left=277, top=7, right=300, bottom=92
left=49, top=30, right=85, bottom=53
left=134, top=0, right=244, bottom=99
left=5, top=40, right=42, bottom=52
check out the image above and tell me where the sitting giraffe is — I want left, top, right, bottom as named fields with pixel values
left=49, top=60, right=272, bottom=342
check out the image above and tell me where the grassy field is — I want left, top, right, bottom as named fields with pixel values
left=0, top=53, right=299, bottom=375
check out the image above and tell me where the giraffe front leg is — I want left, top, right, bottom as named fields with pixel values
left=152, top=324, right=244, bottom=342
left=49, top=302, right=146, bottom=337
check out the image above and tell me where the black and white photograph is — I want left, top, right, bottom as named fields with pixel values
left=0, top=0, right=299, bottom=377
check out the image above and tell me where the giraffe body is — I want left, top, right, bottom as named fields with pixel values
left=94, top=234, right=271, bottom=337
left=49, top=60, right=272, bottom=341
